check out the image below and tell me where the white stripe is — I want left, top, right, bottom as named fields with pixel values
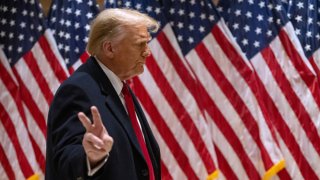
left=0, top=164, right=9, bottom=180
left=185, top=49, right=263, bottom=174
left=31, top=43, right=61, bottom=94
left=71, top=58, right=83, bottom=72
left=282, top=23, right=315, bottom=74
left=141, top=105, right=187, bottom=180
left=203, top=32, right=283, bottom=165
left=205, top=111, right=249, bottom=180
left=44, top=30, right=69, bottom=76
left=149, top=37, right=217, bottom=166
left=270, top=36, right=320, bottom=132
left=138, top=67, right=204, bottom=179
left=251, top=53, right=320, bottom=176
left=23, top=103, right=46, bottom=157
left=0, top=121, right=24, bottom=180
left=0, top=79, right=40, bottom=173
left=13, top=59, right=48, bottom=120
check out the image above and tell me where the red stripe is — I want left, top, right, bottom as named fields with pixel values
left=0, top=103, right=34, bottom=178
left=146, top=54, right=216, bottom=173
left=12, top=68, right=47, bottom=137
left=133, top=77, right=198, bottom=179
left=0, top=144, right=15, bottom=180
left=38, top=35, right=68, bottom=83
left=160, top=160, right=173, bottom=180
left=261, top=47, right=319, bottom=179
left=23, top=51, right=53, bottom=104
left=157, top=31, right=260, bottom=179
left=80, top=52, right=90, bottom=63
left=277, top=168, right=291, bottom=180
left=214, top=145, right=237, bottom=180
left=195, top=41, right=273, bottom=167
left=279, top=29, right=320, bottom=108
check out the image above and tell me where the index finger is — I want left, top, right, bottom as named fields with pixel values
left=78, top=112, right=92, bottom=131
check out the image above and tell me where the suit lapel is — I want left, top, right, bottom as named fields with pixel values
left=84, top=57, right=144, bottom=158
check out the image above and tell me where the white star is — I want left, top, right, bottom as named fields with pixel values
left=76, top=0, right=82, bottom=3
left=199, top=26, right=205, bottom=33
left=259, top=2, right=265, bottom=8
left=268, top=4, right=273, bottom=10
left=146, top=6, right=152, bottom=12
left=305, top=44, right=311, bottom=51
left=75, top=48, right=80, bottom=53
left=108, top=0, right=114, bottom=4
left=59, top=19, right=65, bottom=25
left=235, top=9, right=241, bottom=16
left=242, top=39, right=248, bottom=46
left=253, top=41, right=260, bottom=48
left=189, top=25, right=194, bottom=31
left=125, top=1, right=131, bottom=7
left=275, top=5, right=282, bottom=11
left=190, top=0, right=196, bottom=5
left=297, top=2, right=304, bottom=9
left=18, top=47, right=22, bottom=52
left=169, top=8, right=175, bottom=14
left=306, top=31, right=312, bottom=37
left=37, top=25, right=43, bottom=32
left=75, top=22, right=80, bottom=29
left=30, top=11, right=34, bottom=17
left=66, top=8, right=72, bottom=14
left=295, top=15, right=302, bottom=22
left=295, top=29, right=301, bottom=35
left=246, top=11, right=252, bottom=18
left=308, top=17, right=313, bottom=24
left=200, top=13, right=206, bottom=20
left=309, top=4, right=314, bottom=10
left=267, top=30, right=272, bottom=37
left=189, top=12, right=195, bottom=18
left=255, top=27, right=262, bottom=34
left=177, top=35, right=183, bottom=42
left=58, top=43, right=63, bottom=50
left=51, top=17, right=56, bottom=23
left=65, top=33, right=71, bottom=40
left=316, top=34, right=320, bottom=40
left=85, top=24, right=90, bottom=31
left=29, top=36, right=34, bottom=42
left=18, top=34, right=24, bottom=40
left=0, top=31, right=5, bottom=37
left=217, top=7, right=223, bottom=13
left=135, top=4, right=142, bottom=10
left=233, top=23, right=239, bottom=30
left=8, top=45, right=12, bottom=51
left=64, top=45, right=70, bottom=52
left=178, top=9, right=185, bottom=16
left=268, top=17, right=273, bottom=23
left=188, top=37, right=194, bottom=44
left=244, top=25, right=250, bottom=32
left=87, top=0, right=93, bottom=6
left=177, top=22, right=184, bottom=29
left=257, top=14, right=263, bottom=21
left=58, top=31, right=64, bottom=38
left=65, top=58, right=69, bottom=64
left=75, top=9, right=81, bottom=16
left=86, top=12, right=93, bottom=19
left=10, top=20, right=15, bottom=26
left=22, top=10, right=28, bottom=16
left=65, top=20, right=71, bottom=27
left=155, top=8, right=161, bottom=14
left=209, top=15, right=215, bottom=21
left=248, top=0, right=254, bottom=4
left=1, top=19, right=6, bottom=25
left=11, top=7, right=17, bottom=14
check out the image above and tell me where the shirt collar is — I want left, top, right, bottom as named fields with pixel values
left=96, top=57, right=123, bottom=96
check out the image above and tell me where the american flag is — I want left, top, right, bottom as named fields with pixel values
left=284, top=0, right=320, bottom=78
left=0, top=0, right=68, bottom=179
left=218, top=0, right=320, bottom=179
left=106, top=0, right=219, bottom=179
left=47, top=0, right=99, bottom=74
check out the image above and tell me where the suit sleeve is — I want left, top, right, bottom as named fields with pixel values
left=47, top=84, right=93, bottom=179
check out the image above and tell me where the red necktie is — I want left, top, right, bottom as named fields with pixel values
left=122, top=82, right=155, bottom=180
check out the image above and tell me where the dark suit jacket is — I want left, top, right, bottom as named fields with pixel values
left=45, top=57, right=161, bottom=180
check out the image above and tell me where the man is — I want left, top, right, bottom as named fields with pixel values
left=46, top=8, right=161, bottom=180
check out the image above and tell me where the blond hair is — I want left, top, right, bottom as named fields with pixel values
left=87, top=8, right=159, bottom=56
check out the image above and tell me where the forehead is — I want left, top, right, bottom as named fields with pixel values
left=125, top=25, right=150, bottom=41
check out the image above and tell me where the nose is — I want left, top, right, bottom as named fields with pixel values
left=141, top=45, right=151, bottom=58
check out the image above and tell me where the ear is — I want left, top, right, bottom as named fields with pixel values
left=102, top=41, right=114, bottom=58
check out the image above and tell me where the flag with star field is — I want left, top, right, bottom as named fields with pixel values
left=1, top=0, right=320, bottom=179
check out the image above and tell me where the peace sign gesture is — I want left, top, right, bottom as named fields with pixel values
left=78, top=106, right=114, bottom=167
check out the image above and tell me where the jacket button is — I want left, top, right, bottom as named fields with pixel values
left=141, top=169, right=149, bottom=177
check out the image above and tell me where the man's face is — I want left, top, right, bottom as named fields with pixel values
left=111, top=25, right=151, bottom=80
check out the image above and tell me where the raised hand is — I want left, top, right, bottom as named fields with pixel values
left=78, top=106, right=114, bottom=167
